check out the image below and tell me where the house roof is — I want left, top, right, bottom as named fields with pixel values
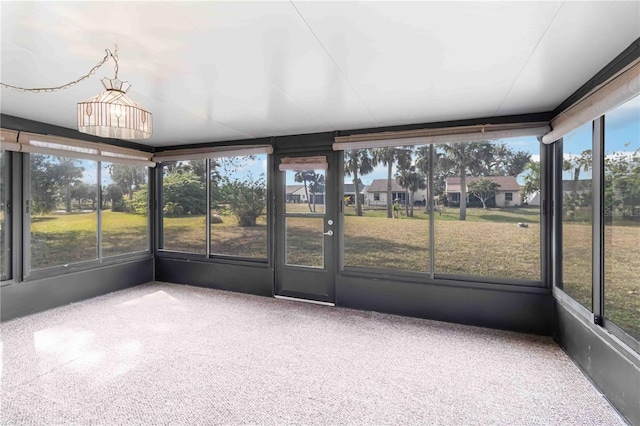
left=367, top=179, right=405, bottom=193
left=286, top=185, right=304, bottom=194
left=446, top=176, right=520, bottom=192
left=344, top=183, right=365, bottom=194
left=562, top=179, right=592, bottom=192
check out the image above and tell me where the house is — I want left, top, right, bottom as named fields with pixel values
left=445, top=176, right=522, bottom=207
left=286, top=185, right=305, bottom=203
left=343, top=182, right=365, bottom=205
left=363, top=179, right=427, bottom=207
left=286, top=184, right=324, bottom=204
left=562, top=179, right=592, bottom=196
left=525, top=190, right=541, bottom=206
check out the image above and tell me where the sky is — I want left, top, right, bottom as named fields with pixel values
left=563, top=95, right=639, bottom=180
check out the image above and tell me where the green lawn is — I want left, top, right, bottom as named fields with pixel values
left=26, top=206, right=640, bottom=340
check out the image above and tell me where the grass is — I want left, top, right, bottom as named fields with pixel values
left=30, top=211, right=149, bottom=269
left=24, top=205, right=640, bottom=340
left=162, top=214, right=268, bottom=258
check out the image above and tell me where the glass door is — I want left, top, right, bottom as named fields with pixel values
left=275, top=153, right=336, bottom=303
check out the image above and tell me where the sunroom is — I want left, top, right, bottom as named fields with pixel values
left=1, top=2, right=639, bottom=424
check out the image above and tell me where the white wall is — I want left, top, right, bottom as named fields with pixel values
left=495, top=191, right=521, bottom=207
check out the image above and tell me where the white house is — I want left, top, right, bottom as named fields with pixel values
left=363, top=179, right=428, bottom=207
left=445, top=176, right=521, bottom=207
left=526, top=191, right=541, bottom=206
left=286, top=185, right=325, bottom=204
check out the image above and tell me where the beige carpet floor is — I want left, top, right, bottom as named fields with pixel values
left=0, top=282, right=626, bottom=425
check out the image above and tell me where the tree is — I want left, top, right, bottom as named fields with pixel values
left=394, top=147, right=414, bottom=216
left=504, top=149, right=532, bottom=176
left=475, top=142, right=531, bottom=176
left=223, top=174, right=267, bottom=226
left=439, top=142, right=483, bottom=220
left=468, top=178, right=500, bottom=209
left=308, top=174, right=325, bottom=213
left=128, top=185, right=149, bottom=215
left=522, top=161, right=541, bottom=203
left=70, top=182, right=97, bottom=211
left=563, top=149, right=592, bottom=219
left=396, top=166, right=426, bottom=217
left=344, top=149, right=374, bottom=216
left=30, top=154, right=58, bottom=214
left=162, top=170, right=207, bottom=216
left=104, top=184, right=125, bottom=212
left=416, top=145, right=449, bottom=207
left=372, top=147, right=400, bottom=218
left=108, top=164, right=147, bottom=201
left=294, top=170, right=323, bottom=213
left=605, top=147, right=640, bottom=221
left=54, top=158, right=84, bottom=212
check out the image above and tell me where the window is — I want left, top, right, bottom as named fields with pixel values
left=284, top=167, right=325, bottom=267
left=604, top=95, right=640, bottom=341
left=27, top=153, right=150, bottom=273
left=560, top=123, right=593, bottom=310
left=160, top=154, right=269, bottom=260
left=0, top=149, right=8, bottom=280
left=101, top=163, right=149, bottom=257
left=210, top=155, right=268, bottom=259
left=160, top=160, right=207, bottom=254
left=434, top=138, right=540, bottom=280
left=29, top=154, right=98, bottom=270
left=343, top=147, right=430, bottom=273
left=343, top=139, right=541, bottom=280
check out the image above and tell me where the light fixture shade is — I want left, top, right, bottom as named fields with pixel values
left=77, top=78, right=152, bottom=140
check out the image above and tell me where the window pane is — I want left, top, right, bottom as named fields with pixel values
left=286, top=169, right=325, bottom=214
left=604, top=95, right=640, bottom=341
left=286, top=217, right=324, bottom=268
left=101, top=163, right=149, bottom=257
left=30, top=154, right=97, bottom=269
left=0, top=150, right=6, bottom=280
left=210, top=155, right=268, bottom=259
left=161, top=160, right=206, bottom=253
left=434, top=138, right=540, bottom=280
left=561, top=124, right=593, bottom=310
left=343, top=147, right=430, bottom=273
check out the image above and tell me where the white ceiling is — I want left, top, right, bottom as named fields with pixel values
left=1, top=1, right=639, bottom=148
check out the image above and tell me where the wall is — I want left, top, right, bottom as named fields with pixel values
left=1, top=258, right=153, bottom=321
left=554, top=295, right=640, bottom=425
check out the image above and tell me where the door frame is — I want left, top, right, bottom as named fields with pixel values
left=274, top=150, right=338, bottom=304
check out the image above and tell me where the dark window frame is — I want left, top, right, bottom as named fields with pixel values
left=22, top=152, right=152, bottom=281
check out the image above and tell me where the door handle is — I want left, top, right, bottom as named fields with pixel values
left=323, top=230, right=334, bottom=236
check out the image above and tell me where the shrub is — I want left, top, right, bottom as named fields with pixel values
left=223, top=177, right=266, bottom=227
left=163, top=202, right=184, bottom=217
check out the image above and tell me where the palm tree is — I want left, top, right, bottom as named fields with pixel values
left=415, top=146, right=434, bottom=209
left=439, top=142, right=483, bottom=221
left=563, top=149, right=592, bottom=219
left=344, top=149, right=374, bottom=216
left=394, top=147, right=414, bottom=216
left=294, top=170, right=316, bottom=213
left=522, top=161, right=541, bottom=203
left=397, top=166, right=426, bottom=217
left=372, top=147, right=399, bottom=218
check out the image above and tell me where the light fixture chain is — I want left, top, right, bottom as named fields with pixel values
left=0, top=48, right=117, bottom=93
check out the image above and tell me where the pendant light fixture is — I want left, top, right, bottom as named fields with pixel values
left=2, top=46, right=152, bottom=140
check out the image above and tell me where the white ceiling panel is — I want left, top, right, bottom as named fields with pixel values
left=291, top=1, right=563, bottom=125
left=1, top=1, right=638, bottom=147
left=496, top=1, right=640, bottom=116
